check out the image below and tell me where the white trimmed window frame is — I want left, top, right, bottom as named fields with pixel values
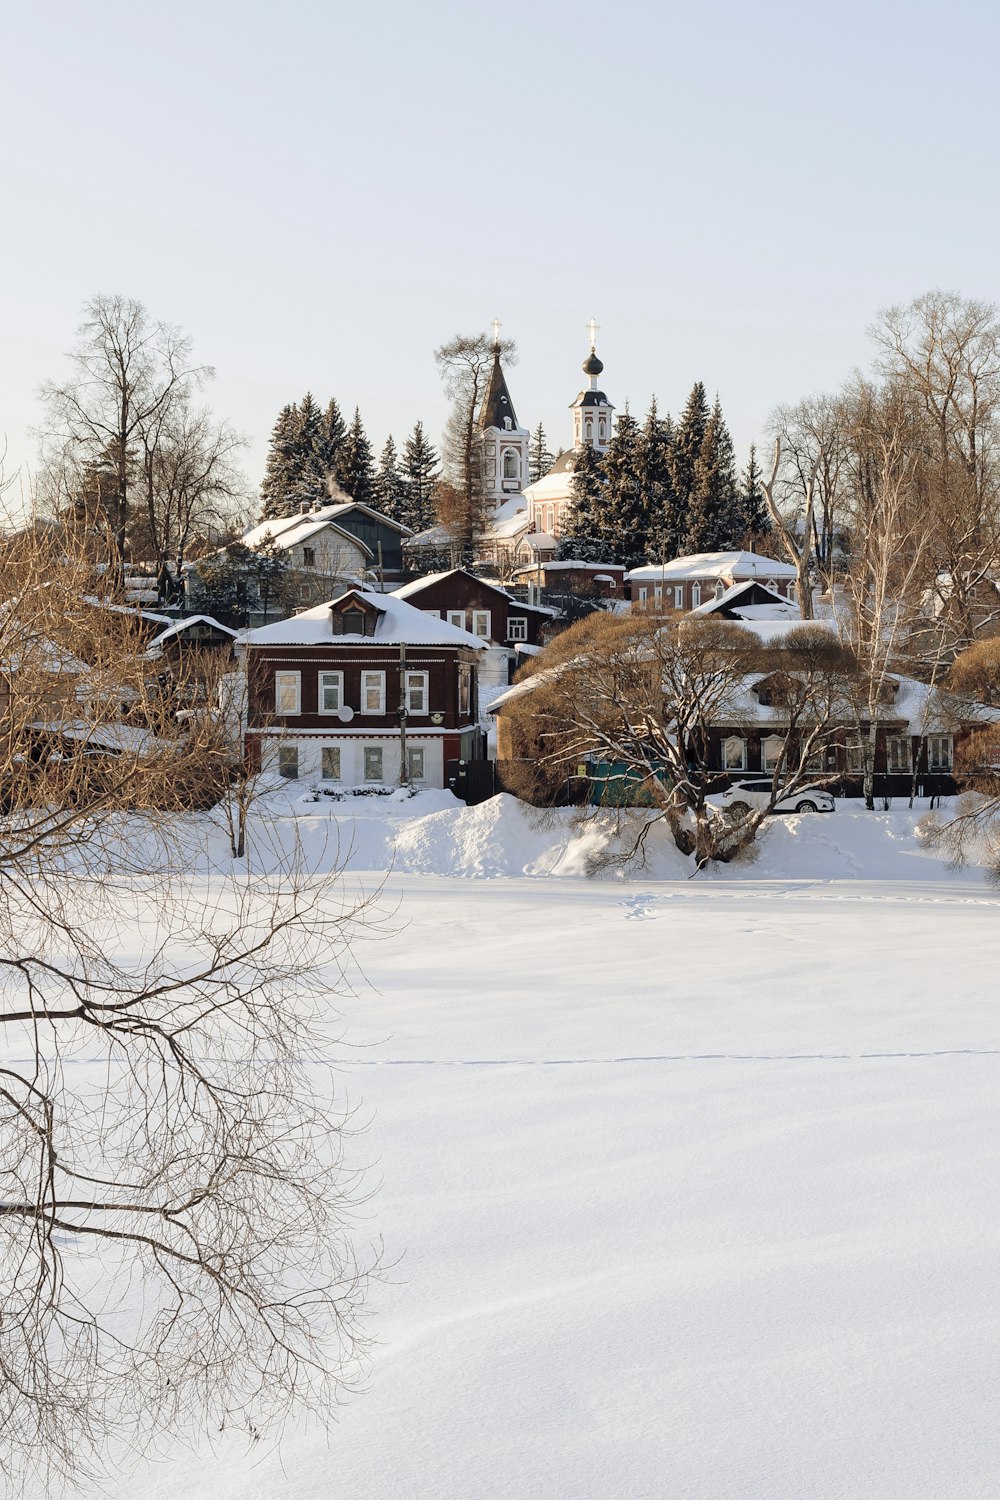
left=361, top=671, right=386, bottom=715
left=762, top=734, right=784, bottom=772
left=447, top=610, right=466, bottom=629
left=472, top=610, right=492, bottom=639
left=274, top=671, right=301, bottom=716
left=317, top=671, right=344, bottom=714
left=927, top=734, right=953, bottom=771
left=363, top=745, right=384, bottom=782
left=507, top=616, right=528, bottom=642
left=321, top=745, right=342, bottom=780
left=405, top=671, right=429, bottom=715
left=723, top=735, right=747, bottom=771
left=674, top=586, right=684, bottom=609
left=406, top=746, right=425, bottom=782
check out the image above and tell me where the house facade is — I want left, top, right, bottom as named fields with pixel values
left=627, top=551, right=798, bottom=612
left=391, top=569, right=554, bottom=698
left=243, top=588, right=486, bottom=789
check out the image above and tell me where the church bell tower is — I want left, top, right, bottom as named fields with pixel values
left=570, top=319, right=614, bottom=453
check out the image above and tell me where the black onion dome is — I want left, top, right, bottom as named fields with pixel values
left=582, top=350, right=604, bottom=376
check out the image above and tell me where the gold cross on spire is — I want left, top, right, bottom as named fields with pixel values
left=586, top=317, right=600, bottom=350
left=491, top=318, right=502, bottom=346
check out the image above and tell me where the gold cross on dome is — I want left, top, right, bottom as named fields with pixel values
left=492, top=318, right=502, bottom=344
left=586, top=317, right=600, bottom=350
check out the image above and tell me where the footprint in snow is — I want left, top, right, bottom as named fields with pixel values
left=622, top=896, right=657, bottom=920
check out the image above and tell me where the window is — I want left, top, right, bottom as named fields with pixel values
left=654, top=583, right=663, bottom=601
left=459, top=664, right=472, bottom=718
left=361, top=671, right=385, bottom=714
left=363, top=746, right=383, bottom=782
left=599, top=419, right=607, bottom=440
left=502, top=449, right=519, bottom=480
left=406, top=746, right=425, bottom=782
left=762, top=735, right=784, bottom=772
left=787, top=582, right=796, bottom=600
left=545, top=505, right=555, bottom=533
left=423, top=608, right=441, bottom=618
left=886, top=735, right=911, bottom=773
left=274, top=671, right=300, bottom=715
left=321, top=746, right=341, bottom=780
left=472, top=610, right=491, bottom=639
left=277, top=745, right=298, bottom=779
left=927, top=734, right=953, bottom=771
left=691, top=584, right=702, bottom=608
left=507, top=616, right=528, bottom=642
left=330, top=605, right=375, bottom=636
left=637, top=586, right=648, bottom=603
left=302, top=546, right=315, bottom=568
left=844, top=738, right=865, bottom=771
left=723, top=736, right=747, bottom=771
left=405, top=671, right=428, bottom=714
left=318, top=671, right=343, bottom=713
left=447, top=609, right=466, bottom=629
left=715, top=580, right=726, bottom=599
left=674, top=586, right=684, bottom=609
left=585, top=418, right=593, bottom=439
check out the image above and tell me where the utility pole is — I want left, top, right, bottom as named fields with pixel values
left=398, top=639, right=409, bottom=785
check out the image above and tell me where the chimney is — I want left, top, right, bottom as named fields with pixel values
left=299, top=500, right=310, bottom=515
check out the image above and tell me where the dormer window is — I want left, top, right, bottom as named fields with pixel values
left=503, top=417, right=512, bottom=432
left=330, top=597, right=379, bottom=636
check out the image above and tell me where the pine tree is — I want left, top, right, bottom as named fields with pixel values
left=668, top=381, right=710, bottom=546
left=600, top=409, right=648, bottom=568
left=559, top=442, right=609, bottom=559
left=739, top=444, right=771, bottom=541
left=400, top=420, right=440, bottom=533
left=528, top=422, right=554, bottom=484
left=259, top=404, right=302, bottom=519
left=684, top=395, right=742, bottom=553
left=372, top=435, right=411, bottom=523
left=637, top=399, right=681, bottom=562
left=338, top=407, right=376, bottom=506
left=316, top=397, right=347, bottom=494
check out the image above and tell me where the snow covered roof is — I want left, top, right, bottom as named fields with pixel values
left=392, top=569, right=556, bottom=614
left=405, top=523, right=457, bottom=548
left=518, top=532, right=557, bottom=553
left=485, top=508, right=534, bottom=541
left=146, top=615, right=238, bottom=651
left=241, top=513, right=374, bottom=559
left=511, top=559, right=624, bottom=574
left=243, top=501, right=411, bottom=552
left=243, top=588, right=488, bottom=649
left=627, top=550, right=797, bottom=583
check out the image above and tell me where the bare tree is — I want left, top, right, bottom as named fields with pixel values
left=38, top=295, right=210, bottom=585
left=434, top=330, right=516, bottom=558
left=500, top=611, right=854, bottom=868
left=0, top=525, right=375, bottom=1488
left=871, top=290, right=1000, bottom=650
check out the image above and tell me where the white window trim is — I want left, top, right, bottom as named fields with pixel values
left=927, top=734, right=953, bottom=771
left=361, top=670, right=386, bottom=715
left=274, top=670, right=301, bottom=716
left=691, top=584, right=702, bottom=608
left=321, top=745, right=342, bottom=780
left=406, top=745, right=426, bottom=782
left=673, top=586, right=684, bottom=609
left=405, top=671, right=429, bottom=715
left=723, top=735, right=747, bottom=771
left=762, top=734, right=784, bottom=772
left=363, top=745, right=384, bottom=782
left=317, top=670, right=344, bottom=714
left=277, top=744, right=299, bottom=779
left=507, top=616, right=528, bottom=642
left=472, top=610, right=492, bottom=639
left=447, top=610, right=466, bottom=629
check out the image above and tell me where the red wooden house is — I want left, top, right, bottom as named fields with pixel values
left=243, top=589, right=486, bottom=789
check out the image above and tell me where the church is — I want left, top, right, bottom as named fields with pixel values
left=475, top=320, right=616, bottom=570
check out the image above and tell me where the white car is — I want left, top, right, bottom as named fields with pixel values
left=718, top=778, right=835, bottom=815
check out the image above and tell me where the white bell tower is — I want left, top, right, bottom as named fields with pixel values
left=570, top=319, right=614, bottom=453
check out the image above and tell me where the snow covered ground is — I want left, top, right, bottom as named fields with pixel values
left=55, top=795, right=1000, bottom=1498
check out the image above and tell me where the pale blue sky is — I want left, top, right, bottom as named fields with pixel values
left=2, top=0, right=998, bottom=502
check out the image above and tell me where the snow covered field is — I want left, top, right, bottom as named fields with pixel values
left=59, top=795, right=1000, bottom=1498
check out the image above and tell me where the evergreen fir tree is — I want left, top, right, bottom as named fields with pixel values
left=338, top=407, right=376, bottom=506
left=684, top=395, right=742, bottom=552
left=400, top=420, right=440, bottom=533
left=637, top=399, right=681, bottom=562
left=668, top=381, right=710, bottom=545
left=259, top=403, right=302, bottom=519
left=372, top=435, right=411, bottom=523
left=528, top=422, right=554, bottom=485
left=739, top=444, right=771, bottom=540
left=316, top=397, right=347, bottom=493
left=560, top=442, right=609, bottom=559
left=600, top=409, right=648, bottom=568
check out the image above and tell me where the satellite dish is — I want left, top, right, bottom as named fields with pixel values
left=337, top=705, right=355, bottom=723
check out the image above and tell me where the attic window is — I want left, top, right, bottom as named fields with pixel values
left=331, top=604, right=375, bottom=636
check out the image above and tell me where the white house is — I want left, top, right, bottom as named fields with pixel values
left=627, top=551, right=799, bottom=612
